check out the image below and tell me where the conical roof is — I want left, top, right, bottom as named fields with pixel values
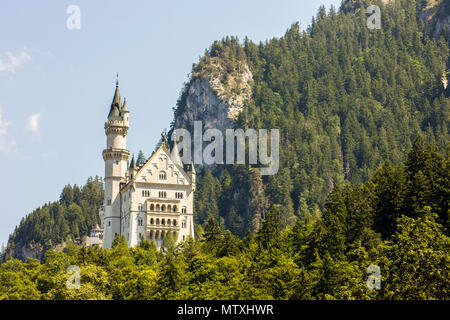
left=129, top=154, right=136, bottom=169
left=108, top=105, right=120, bottom=118
left=108, top=78, right=122, bottom=118
left=121, top=97, right=129, bottom=113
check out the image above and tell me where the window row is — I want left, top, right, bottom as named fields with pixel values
left=149, top=203, right=180, bottom=212
left=149, top=218, right=177, bottom=227
left=149, top=230, right=176, bottom=241
left=140, top=190, right=186, bottom=200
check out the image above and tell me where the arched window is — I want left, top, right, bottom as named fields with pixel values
left=167, top=219, right=171, bottom=226
left=155, top=231, right=159, bottom=240
left=150, top=204, right=155, bottom=211
left=167, top=205, right=172, bottom=212
left=156, top=218, right=160, bottom=225
left=182, top=207, right=187, bottom=214
left=161, top=219, right=165, bottom=226
left=173, top=205, right=178, bottom=212
left=150, top=218, right=154, bottom=225
left=161, top=231, right=165, bottom=240
left=149, top=230, right=153, bottom=240
left=159, top=171, right=167, bottom=180
left=161, top=205, right=166, bottom=212
left=173, top=220, right=177, bottom=226
left=156, top=204, right=160, bottom=211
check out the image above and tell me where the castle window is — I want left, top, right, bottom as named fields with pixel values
left=182, top=207, right=187, bottom=214
left=173, top=205, right=178, bottom=212
left=138, top=204, right=143, bottom=211
left=107, top=199, right=111, bottom=205
left=182, top=221, right=186, bottom=228
left=175, top=192, right=184, bottom=199
left=150, top=204, right=155, bottom=211
left=161, top=205, right=166, bottom=212
left=161, top=219, right=165, bottom=226
left=158, top=191, right=167, bottom=198
left=138, top=219, right=143, bottom=226
left=167, top=219, right=171, bottom=226
left=142, top=190, right=150, bottom=197
left=156, top=218, right=160, bottom=225
left=108, top=221, right=111, bottom=227
left=159, top=171, right=167, bottom=180
left=173, top=220, right=177, bottom=226
left=139, top=233, right=142, bottom=239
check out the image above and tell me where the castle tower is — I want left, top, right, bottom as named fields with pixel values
left=101, top=78, right=130, bottom=248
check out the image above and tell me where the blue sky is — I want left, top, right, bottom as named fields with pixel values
left=0, top=0, right=341, bottom=246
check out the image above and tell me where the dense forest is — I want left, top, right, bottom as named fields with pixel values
left=173, top=0, right=449, bottom=235
left=1, top=177, right=104, bottom=261
left=0, top=140, right=448, bottom=300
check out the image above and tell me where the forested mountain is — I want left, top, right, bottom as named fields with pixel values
left=0, top=141, right=448, bottom=300
left=2, top=0, right=449, bottom=279
left=172, top=0, right=449, bottom=236
left=2, top=177, right=104, bottom=262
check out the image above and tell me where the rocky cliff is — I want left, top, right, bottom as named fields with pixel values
left=173, top=52, right=253, bottom=133
left=419, top=0, right=450, bottom=41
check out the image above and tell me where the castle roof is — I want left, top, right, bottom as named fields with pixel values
left=120, top=144, right=192, bottom=193
left=129, top=154, right=136, bottom=169
left=108, top=78, right=122, bottom=118
left=121, top=98, right=129, bottom=113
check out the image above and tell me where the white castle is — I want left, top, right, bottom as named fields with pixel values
left=99, top=79, right=195, bottom=249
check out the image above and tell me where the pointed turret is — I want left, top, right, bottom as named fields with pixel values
left=108, top=77, right=122, bottom=119
left=121, top=98, right=129, bottom=113
left=129, top=154, right=136, bottom=169
left=128, top=154, right=137, bottom=180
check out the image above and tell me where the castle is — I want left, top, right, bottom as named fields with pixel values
left=99, top=79, right=195, bottom=249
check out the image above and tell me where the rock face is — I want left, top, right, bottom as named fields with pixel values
left=6, top=244, right=44, bottom=262
left=419, top=0, right=450, bottom=41
left=174, top=59, right=253, bottom=133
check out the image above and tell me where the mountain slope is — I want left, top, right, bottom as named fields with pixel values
left=171, top=0, right=449, bottom=235
left=2, top=177, right=104, bottom=261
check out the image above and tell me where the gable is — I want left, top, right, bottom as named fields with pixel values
left=134, top=146, right=191, bottom=185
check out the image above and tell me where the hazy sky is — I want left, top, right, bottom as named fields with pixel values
left=0, top=0, right=341, bottom=246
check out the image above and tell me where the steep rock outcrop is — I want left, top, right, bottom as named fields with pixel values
left=174, top=57, right=253, bottom=133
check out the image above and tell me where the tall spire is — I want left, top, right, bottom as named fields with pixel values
left=129, top=153, right=136, bottom=169
left=108, top=74, right=122, bottom=118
